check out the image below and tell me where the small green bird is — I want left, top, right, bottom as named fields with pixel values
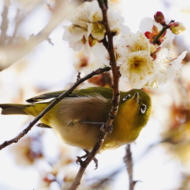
left=0, top=87, right=151, bottom=151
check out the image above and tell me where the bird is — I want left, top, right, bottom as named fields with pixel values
left=0, top=87, right=151, bottom=152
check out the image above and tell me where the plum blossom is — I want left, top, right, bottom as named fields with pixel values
left=64, top=4, right=187, bottom=89
left=148, top=49, right=187, bottom=87
left=120, top=51, right=155, bottom=88
left=117, top=31, right=156, bottom=88
left=118, top=18, right=187, bottom=88
left=63, top=1, right=124, bottom=55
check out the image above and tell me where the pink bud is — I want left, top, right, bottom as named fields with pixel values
left=154, top=11, right=166, bottom=25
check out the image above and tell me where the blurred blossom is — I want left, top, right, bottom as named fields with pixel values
left=179, top=174, right=190, bottom=190
left=40, top=165, right=90, bottom=190
left=173, top=141, right=190, bottom=171
left=10, top=133, right=44, bottom=166
left=74, top=51, right=104, bottom=75
left=73, top=51, right=112, bottom=87
left=88, top=73, right=112, bottom=87
left=151, top=64, right=190, bottom=175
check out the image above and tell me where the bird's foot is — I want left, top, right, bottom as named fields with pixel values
left=76, top=150, right=98, bottom=169
left=100, top=123, right=113, bottom=135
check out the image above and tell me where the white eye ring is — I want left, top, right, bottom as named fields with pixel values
left=123, top=94, right=131, bottom=101
left=140, top=104, right=147, bottom=114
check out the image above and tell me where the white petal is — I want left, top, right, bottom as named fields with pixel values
left=139, top=17, right=154, bottom=32
left=139, top=17, right=162, bottom=33
left=91, top=43, right=109, bottom=66
left=120, top=25, right=131, bottom=34
left=62, top=26, right=71, bottom=41
left=117, top=31, right=150, bottom=56
left=175, top=51, right=187, bottom=64
left=70, top=41, right=84, bottom=52
left=69, top=27, right=87, bottom=42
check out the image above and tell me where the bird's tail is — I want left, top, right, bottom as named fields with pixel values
left=0, top=104, right=31, bottom=115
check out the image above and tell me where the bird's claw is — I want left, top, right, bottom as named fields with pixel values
left=76, top=150, right=98, bottom=169
left=93, top=157, right=98, bottom=170
left=76, top=156, right=88, bottom=168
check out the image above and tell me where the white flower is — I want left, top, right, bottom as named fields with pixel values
left=91, top=26, right=131, bottom=66
left=117, top=31, right=151, bottom=64
left=63, top=1, right=124, bottom=55
left=118, top=31, right=150, bottom=53
left=112, top=31, right=156, bottom=88
left=149, top=49, right=187, bottom=87
left=120, top=51, right=155, bottom=88
left=117, top=17, right=187, bottom=89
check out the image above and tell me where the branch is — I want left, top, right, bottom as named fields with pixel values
left=124, top=145, right=137, bottom=190
left=8, top=8, right=20, bottom=44
left=0, top=0, right=81, bottom=71
left=0, top=0, right=10, bottom=44
left=69, top=0, right=121, bottom=189
left=0, top=67, right=111, bottom=150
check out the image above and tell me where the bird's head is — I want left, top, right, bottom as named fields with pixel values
left=120, top=89, right=151, bottom=128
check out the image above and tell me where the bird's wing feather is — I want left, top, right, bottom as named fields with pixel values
left=26, top=87, right=113, bottom=103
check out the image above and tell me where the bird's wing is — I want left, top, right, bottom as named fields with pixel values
left=26, top=87, right=113, bottom=103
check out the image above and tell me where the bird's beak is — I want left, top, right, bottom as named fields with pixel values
left=132, top=92, right=140, bottom=104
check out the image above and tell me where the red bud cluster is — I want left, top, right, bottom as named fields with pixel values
left=154, top=11, right=166, bottom=25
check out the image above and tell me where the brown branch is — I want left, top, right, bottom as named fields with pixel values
left=69, top=1, right=121, bottom=189
left=0, top=67, right=111, bottom=150
left=13, top=9, right=20, bottom=38
left=124, top=145, right=137, bottom=190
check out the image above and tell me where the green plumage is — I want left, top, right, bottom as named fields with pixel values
left=26, top=87, right=114, bottom=103
left=0, top=87, right=151, bottom=151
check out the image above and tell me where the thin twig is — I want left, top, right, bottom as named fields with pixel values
left=13, top=9, right=20, bottom=38
left=69, top=1, right=120, bottom=189
left=8, top=9, right=20, bottom=44
left=0, top=0, right=10, bottom=43
left=0, top=67, right=111, bottom=150
left=124, top=145, right=137, bottom=190
left=0, top=0, right=81, bottom=71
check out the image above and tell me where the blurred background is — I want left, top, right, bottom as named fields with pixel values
left=0, top=0, right=190, bottom=189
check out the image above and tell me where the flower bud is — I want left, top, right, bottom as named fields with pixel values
left=170, top=22, right=186, bottom=35
left=154, top=11, right=166, bottom=25
left=88, top=36, right=96, bottom=47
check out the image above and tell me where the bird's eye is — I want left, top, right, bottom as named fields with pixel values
left=123, top=94, right=131, bottom=101
left=140, top=104, right=147, bottom=114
